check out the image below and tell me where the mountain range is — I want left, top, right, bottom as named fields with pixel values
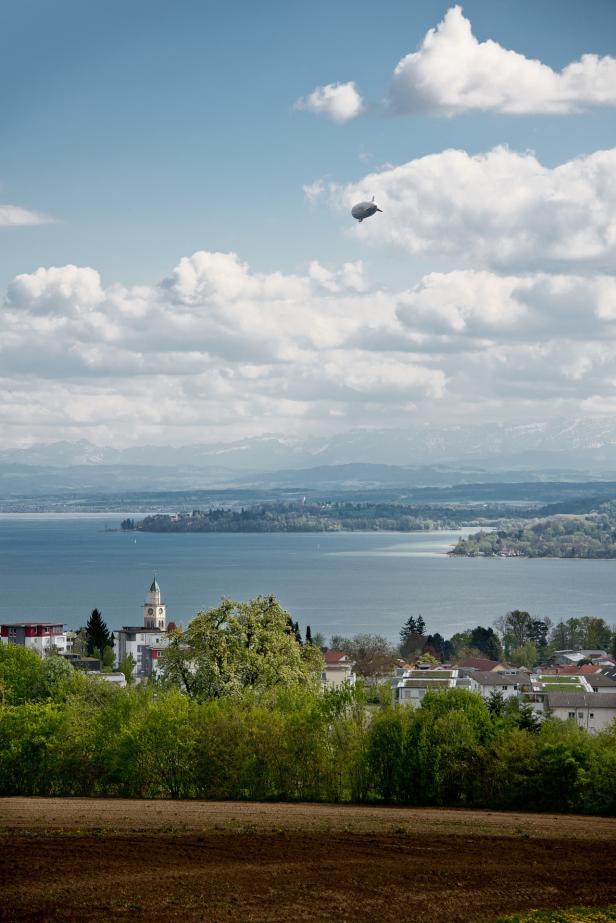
left=3, top=418, right=616, bottom=496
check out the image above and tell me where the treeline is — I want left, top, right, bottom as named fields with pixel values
left=451, top=500, right=616, bottom=558
left=1, top=671, right=615, bottom=813
left=122, top=501, right=530, bottom=534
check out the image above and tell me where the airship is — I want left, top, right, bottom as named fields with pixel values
left=351, top=196, right=382, bottom=223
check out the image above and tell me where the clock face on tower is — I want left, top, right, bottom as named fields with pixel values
left=148, top=608, right=154, bottom=615
left=158, top=608, right=163, bottom=614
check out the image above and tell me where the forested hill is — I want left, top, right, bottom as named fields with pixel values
left=122, top=501, right=521, bottom=534
left=451, top=500, right=616, bottom=558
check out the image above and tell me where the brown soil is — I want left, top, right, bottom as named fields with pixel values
left=1, top=799, right=616, bottom=922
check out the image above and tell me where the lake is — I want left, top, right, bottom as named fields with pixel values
left=0, top=515, right=615, bottom=640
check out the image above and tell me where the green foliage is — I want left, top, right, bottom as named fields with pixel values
left=160, top=595, right=323, bottom=701
left=85, top=609, right=111, bottom=657
left=511, top=641, right=539, bottom=669
left=127, top=501, right=489, bottom=534
left=452, top=502, right=616, bottom=560
left=119, top=653, right=136, bottom=684
left=0, top=645, right=45, bottom=705
left=470, top=626, right=502, bottom=661
left=1, top=664, right=616, bottom=812
left=101, top=646, right=115, bottom=670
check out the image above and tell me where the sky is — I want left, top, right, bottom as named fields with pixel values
left=1, top=0, right=616, bottom=448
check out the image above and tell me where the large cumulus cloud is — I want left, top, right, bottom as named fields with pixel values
left=335, top=146, right=616, bottom=271
left=390, top=6, right=616, bottom=116
left=1, top=247, right=616, bottom=445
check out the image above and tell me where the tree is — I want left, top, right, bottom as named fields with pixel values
left=305, top=625, right=312, bottom=644
left=399, top=615, right=426, bottom=659
left=71, top=628, right=89, bottom=657
left=487, top=689, right=506, bottom=717
left=85, top=609, right=112, bottom=657
left=0, top=645, right=44, bottom=704
left=311, top=631, right=326, bottom=649
left=423, top=633, right=453, bottom=662
left=331, top=634, right=398, bottom=678
left=160, top=595, right=323, bottom=700
left=101, top=646, right=115, bottom=671
left=470, top=626, right=502, bottom=661
left=119, top=654, right=136, bottom=684
left=510, top=641, right=539, bottom=669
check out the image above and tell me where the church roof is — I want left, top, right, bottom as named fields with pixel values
left=150, top=577, right=160, bottom=593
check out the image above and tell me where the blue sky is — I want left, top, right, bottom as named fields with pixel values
left=2, top=0, right=615, bottom=289
left=1, top=1, right=616, bottom=447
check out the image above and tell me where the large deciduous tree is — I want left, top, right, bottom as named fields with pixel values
left=160, top=596, right=323, bottom=700
left=331, top=633, right=398, bottom=677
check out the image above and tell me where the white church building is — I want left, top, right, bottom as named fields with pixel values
left=114, top=577, right=175, bottom=679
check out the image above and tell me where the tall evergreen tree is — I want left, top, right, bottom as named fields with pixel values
left=85, top=609, right=111, bottom=657
left=305, top=625, right=313, bottom=644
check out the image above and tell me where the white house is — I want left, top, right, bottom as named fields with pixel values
left=322, top=651, right=356, bottom=688
left=545, top=692, right=616, bottom=733
left=467, top=670, right=530, bottom=701
left=392, top=668, right=459, bottom=707
left=0, top=621, right=68, bottom=656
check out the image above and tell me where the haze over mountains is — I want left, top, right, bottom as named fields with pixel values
left=3, top=418, right=616, bottom=497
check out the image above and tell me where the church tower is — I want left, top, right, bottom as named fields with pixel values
left=143, top=576, right=166, bottom=630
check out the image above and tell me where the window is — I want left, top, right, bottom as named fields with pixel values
left=568, top=712, right=575, bottom=719
left=501, top=685, right=508, bottom=690
left=589, top=713, right=594, bottom=718
left=578, top=712, right=584, bottom=718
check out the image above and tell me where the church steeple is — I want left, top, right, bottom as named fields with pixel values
left=144, top=576, right=166, bottom=629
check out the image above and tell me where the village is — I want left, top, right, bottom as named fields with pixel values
left=2, top=576, right=616, bottom=734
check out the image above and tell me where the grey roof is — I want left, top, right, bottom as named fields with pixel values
left=589, top=675, right=616, bottom=687
left=469, top=671, right=527, bottom=686
left=545, top=692, right=616, bottom=709
left=150, top=576, right=160, bottom=592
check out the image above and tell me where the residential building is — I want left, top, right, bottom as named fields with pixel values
left=544, top=692, right=616, bottom=733
left=392, top=667, right=459, bottom=707
left=467, top=670, right=530, bottom=701
left=0, top=621, right=68, bottom=656
left=322, top=651, right=356, bottom=687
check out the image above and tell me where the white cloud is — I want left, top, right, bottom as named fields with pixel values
left=7, top=265, right=104, bottom=314
left=294, top=81, right=364, bottom=122
left=0, top=204, right=54, bottom=226
left=2, top=251, right=616, bottom=444
left=390, top=5, right=616, bottom=115
left=336, top=146, right=616, bottom=270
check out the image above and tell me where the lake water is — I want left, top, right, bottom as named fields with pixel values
left=0, top=515, right=615, bottom=640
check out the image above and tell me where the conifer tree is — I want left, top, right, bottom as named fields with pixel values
left=305, top=625, right=313, bottom=644
left=85, top=609, right=112, bottom=657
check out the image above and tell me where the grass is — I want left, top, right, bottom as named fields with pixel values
left=494, top=906, right=616, bottom=922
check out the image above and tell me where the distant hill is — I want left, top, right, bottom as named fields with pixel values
left=5, top=416, right=616, bottom=477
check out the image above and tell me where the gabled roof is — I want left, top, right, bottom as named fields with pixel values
left=457, top=657, right=505, bottom=672
left=545, top=692, right=616, bottom=708
left=588, top=674, right=616, bottom=688
left=324, top=650, right=352, bottom=665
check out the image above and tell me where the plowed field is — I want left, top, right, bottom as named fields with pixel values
left=1, top=799, right=615, bottom=922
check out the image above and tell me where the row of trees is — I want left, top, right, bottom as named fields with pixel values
left=1, top=653, right=615, bottom=813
